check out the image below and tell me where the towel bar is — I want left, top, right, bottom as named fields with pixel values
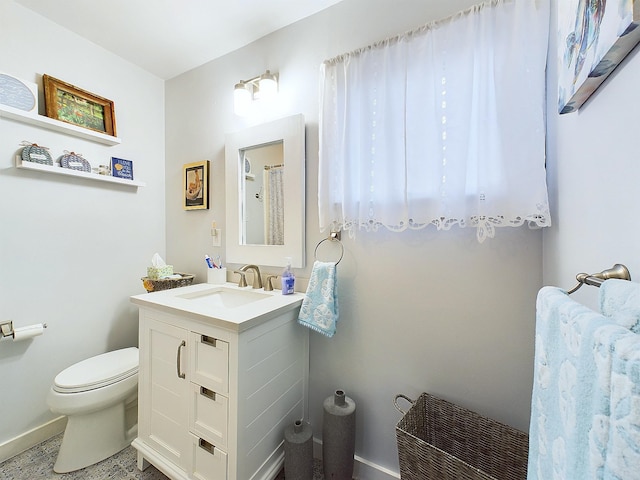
left=566, top=264, right=631, bottom=294
left=314, top=231, right=344, bottom=265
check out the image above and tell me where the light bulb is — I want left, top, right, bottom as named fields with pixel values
left=258, top=70, right=277, bottom=100
left=234, top=82, right=251, bottom=116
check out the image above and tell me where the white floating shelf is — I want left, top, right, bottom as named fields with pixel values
left=0, top=104, right=121, bottom=146
left=15, top=156, right=145, bottom=187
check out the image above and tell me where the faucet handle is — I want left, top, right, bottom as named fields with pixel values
left=264, top=275, right=278, bottom=291
left=233, top=270, right=248, bottom=288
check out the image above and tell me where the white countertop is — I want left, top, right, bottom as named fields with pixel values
left=130, top=282, right=304, bottom=332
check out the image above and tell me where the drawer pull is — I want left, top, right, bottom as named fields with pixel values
left=200, top=386, right=216, bottom=401
left=176, top=340, right=186, bottom=379
left=199, top=438, right=215, bottom=455
left=201, top=335, right=217, bottom=347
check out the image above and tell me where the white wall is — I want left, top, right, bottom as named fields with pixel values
left=543, top=0, right=640, bottom=309
left=166, top=0, right=543, bottom=474
left=0, top=0, right=165, bottom=449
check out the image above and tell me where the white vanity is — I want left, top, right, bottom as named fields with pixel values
left=130, top=283, right=308, bottom=480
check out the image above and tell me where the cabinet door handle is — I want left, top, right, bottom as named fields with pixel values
left=199, top=438, right=215, bottom=455
left=200, top=386, right=216, bottom=401
left=176, top=340, right=186, bottom=379
left=201, top=335, right=217, bottom=347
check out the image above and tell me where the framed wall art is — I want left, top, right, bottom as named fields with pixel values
left=558, top=0, right=640, bottom=114
left=43, top=74, right=117, bottom=135
left=183, top=160, right=209, bottom=210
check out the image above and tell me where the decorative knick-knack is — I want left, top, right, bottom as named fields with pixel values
left=284, top=419, right=313, bottom=480
left=322, top=389, right=356, bottom=479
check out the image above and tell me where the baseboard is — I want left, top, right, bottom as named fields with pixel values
left=312, top=438, right=400, bottom=480
left=0, top=416, right=67, bottom=463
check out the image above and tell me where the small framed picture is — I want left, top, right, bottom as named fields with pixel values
left=183, top=160, right=209, bottom=210
left=111, top=157, right=134, bottom=180
left=43, top=74, right=117, bottom=136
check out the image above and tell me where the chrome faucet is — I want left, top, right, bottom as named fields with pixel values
left=238, top=264, right=263, bottom=289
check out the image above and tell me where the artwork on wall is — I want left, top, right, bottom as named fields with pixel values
left=183, top=160, right=209, bottom=210
left=558, top=0, right=640, bottom=114
left=0, top=72, right=38, bottom=114
left=43, top=74, right=117, bottom=135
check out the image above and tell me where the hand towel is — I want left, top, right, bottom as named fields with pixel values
left=600, top=279, right=640, bottom=332
left=528, top=287, right=631, bottom=480
left=297, top=261, right=338, bottom=337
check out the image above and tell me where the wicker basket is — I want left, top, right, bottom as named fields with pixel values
left=141, top=273, right=194, bottom=292
left=394, top=393, right=529, bottom=480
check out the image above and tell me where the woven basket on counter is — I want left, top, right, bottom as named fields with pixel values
left=394, top=392, right=529, bottom=480
left=141, top=273, right=194, bottom=292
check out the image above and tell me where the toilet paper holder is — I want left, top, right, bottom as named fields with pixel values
left=0, top=320, right=47, bottom=340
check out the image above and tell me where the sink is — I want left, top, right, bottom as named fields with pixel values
left=131, top=282, right=304, bottom=332
left=175, top=286, right=271, bottom=308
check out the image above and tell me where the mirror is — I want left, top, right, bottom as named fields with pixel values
left=225, top=114, right=305, bottom=268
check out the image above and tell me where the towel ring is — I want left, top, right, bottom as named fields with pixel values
left=314, top=235, right=344, bottom=265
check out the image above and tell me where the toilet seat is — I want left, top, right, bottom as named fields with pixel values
left=53, top=347, right=139, bottom=393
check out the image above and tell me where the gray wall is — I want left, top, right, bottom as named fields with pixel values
left=0, top=0, right=165, bottom=448
left=165, top=0, right=543, bottom=473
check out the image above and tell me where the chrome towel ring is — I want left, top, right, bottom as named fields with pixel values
left=314, top=231, right=344, bottom=265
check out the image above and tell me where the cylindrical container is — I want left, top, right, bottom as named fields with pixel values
left=322, top=390, right=356, bottom=480
left=206, top=267, right=227, bottom=284
left=284, top=419, right=313, bottom=480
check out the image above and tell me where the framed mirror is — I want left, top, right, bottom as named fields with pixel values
left=225, top=114, right=305, bottom=268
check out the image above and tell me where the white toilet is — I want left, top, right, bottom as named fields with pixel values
left=47, top=347, right=139, bottom=473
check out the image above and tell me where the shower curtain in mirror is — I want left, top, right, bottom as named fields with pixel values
left=264, top=166, right=284, bottom=245
left=319, top=0, right=551, bottom=242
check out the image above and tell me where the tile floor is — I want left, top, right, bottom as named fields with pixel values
left=0, top=434, right=325, bottom=479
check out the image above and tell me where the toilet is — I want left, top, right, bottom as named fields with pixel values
left=46, top=347, right=139, bottom=473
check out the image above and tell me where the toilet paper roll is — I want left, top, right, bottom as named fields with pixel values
left=12, top=324, right=44, bottom=341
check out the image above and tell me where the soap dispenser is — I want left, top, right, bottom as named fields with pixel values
left=282, top=257, right=295, bottom=295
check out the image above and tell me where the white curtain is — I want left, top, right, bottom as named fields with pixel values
left=264, top=166, right=284, bottom=245
left=319, top=0, right=551, bottom=242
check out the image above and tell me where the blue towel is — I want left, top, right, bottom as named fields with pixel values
left=528, top=287, right=633, bottom=480
left=297, top=261, right=338, bottom=337
left=600, top=279, right=640, bottom=332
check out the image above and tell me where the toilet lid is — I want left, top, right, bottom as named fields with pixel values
left=53, top=347, right=139, bottom=393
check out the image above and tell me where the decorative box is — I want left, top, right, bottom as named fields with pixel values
left=21, top=143, right=53, bottom=165
left=147, top=265, right=174, bottom=280
left=59, top=152, right=91, bottom=172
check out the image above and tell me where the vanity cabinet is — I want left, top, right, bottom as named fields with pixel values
left=132, top=296, right=308, bottom=480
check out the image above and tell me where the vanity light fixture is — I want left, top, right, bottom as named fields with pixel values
left=234, top=70, right=278, bottom=116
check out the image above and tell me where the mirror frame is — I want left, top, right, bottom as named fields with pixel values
left=225, top=114, right=306, bottom=268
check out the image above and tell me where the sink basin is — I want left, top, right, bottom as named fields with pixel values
left=131, top=282, right=304, bottom=332
left=175, top=286, right=271, bottom=308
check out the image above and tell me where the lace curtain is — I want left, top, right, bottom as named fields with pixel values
left=318, top=0, right=551, bottom=242
left=264, top=166, right=284, bottom=245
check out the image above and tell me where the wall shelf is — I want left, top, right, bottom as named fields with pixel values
left=15, top=156, right=145, bottom=187
left=0, top=104, right=121, bottom=146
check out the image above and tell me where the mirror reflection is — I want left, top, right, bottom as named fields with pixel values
left=241, top=142, right=284, bottom=245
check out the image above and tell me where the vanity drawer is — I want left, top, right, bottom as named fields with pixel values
left=190, top=332, right=229, bottom=394
left=191, top=435, right=227, bottom=480
left=190, top=383, right=228, bottom=448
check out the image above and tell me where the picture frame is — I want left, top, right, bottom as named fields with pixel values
left=558, top=0, right=640, bottom=114
left=43, top=74, right=117, bottom=136
left=183, top=160, right=209, bottom=210
left=111, top=157, right=134, bottom=180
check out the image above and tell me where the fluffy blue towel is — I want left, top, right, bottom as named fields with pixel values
left=600, top=279, right=640, bottom=332
left=297, top=261, right=338, bottom=337
left=528, top=287, right=640, bottom=480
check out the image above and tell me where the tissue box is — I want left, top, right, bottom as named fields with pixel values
left=147, top=265, right=174, bottom=280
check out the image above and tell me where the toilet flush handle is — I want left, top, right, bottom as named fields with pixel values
left=176, top=340, right=186, bottom=379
